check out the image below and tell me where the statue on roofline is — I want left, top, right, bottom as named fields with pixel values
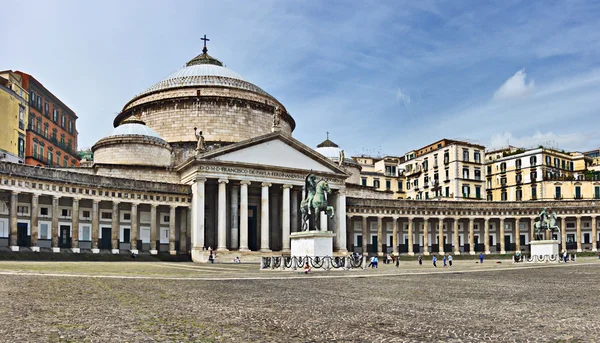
left=194, top=127, right=206, bottom=152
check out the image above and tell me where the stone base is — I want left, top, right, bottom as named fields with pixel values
left=290, top=231, right=334, bottom=257
left=9, top=246, right=19, bottom=252
left=91, top=248, right=100, bottom=254
left=530, top=240, right=559, bottom=256
left=31, top=246, right=40, bottom=253
left=72, top=248, right=80, bottom=254
left=52, top=247, right=60, bottom=253
left=111, top=249, right=119, bottom=254
left=169, top=250, right=177, bottom=255
left=130, top=249, right=139, bottom=255
left=149, top=249, right=158, bottom=255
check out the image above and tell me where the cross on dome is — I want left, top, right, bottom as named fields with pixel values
left=201, top=34, right=210, bottom=54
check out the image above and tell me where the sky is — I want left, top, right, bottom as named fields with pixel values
left=1, top=0, right=600, bottom=157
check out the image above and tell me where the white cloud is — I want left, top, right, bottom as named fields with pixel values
left=493, top=69, right=535, bottom=100
left=489, top=131, right=594, bottom=151
left=396, top=88, right=411, bottom=104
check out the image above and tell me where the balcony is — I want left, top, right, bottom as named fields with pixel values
left=405, top=167, right=422, bottom=177
left=433, top=162, right=438, bottom=169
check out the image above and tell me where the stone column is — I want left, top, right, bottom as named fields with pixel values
left=179, top=207, right=187, bottom=253
left=169, top=205, right=177, bottom=255
left=111, top=201, right=120, bottom=253
left=281, top=184, right=292, bottom=252
left=377, top=216, right=383, bottom=256
left=392, top=216, right=399, bottom=255
left=131, top=203, right=139, bottom=253
left=51, top=195, right=60, bottom=252
left=592, top=216, right=597, bottom=252
left=576, top=216, right=582, bottom=252
left=530, top=217, right=535, bottom=242
left=239, top=181, right=250, bottom=252
left=8, top=191, right=19, bottom=250
left=217, top=178, right=229, bottom=252
left=499, top=217, right=506, bottom=254
left=484, top=218, right=490, bottom=254
left=469, top=218, right=475, bottom=255
left=191, top=177, right=206, bottom=252
left=423, top=218, right=429, bottom=256
left=150, top=204, right=158, bottom=254
left=561, top=217, right=566, bottom=250
left=260, top=182, right=271, bottom=252
left=361, top=216, right=368, bottom=256
left=453, top=218, right=460, bottom=255
left=71, top=197, right=80, bottom=252
left=91, top=200, right=99, bottom=253
left=30, top=193, right=39, bottom=250
left=515, top=218, right=521, bottom=252
left=407, top=217, right=414, bottom=256
left=230, top=184, right=239, bottom=250
left=291, top=188, right=299, bottom=233
left=335, top=189, right=347, bottom=253
left=438, top=217, right=445, bottom=255
left=346, top=215, right=353, bottom=252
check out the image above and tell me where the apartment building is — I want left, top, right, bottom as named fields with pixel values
left=0, top=71, right=29, bottom=163
left=352, top=155, right=405, bottom=199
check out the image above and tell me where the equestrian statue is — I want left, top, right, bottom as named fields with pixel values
left=533, top=208, right=560, bottom=240
left=300, top=172, right=335, bottom=231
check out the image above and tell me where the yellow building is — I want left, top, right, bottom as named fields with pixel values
left=485, top=147, right=597, bottom=201
left=352, top=155, right=405, bottom=199
left=0, top=71, right=28, bottom=163
left=399, top=139, right=486, bottom=200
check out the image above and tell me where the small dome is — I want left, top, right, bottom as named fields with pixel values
left=109, top=122, right=165, bottom=142
left=316, top=146, right=341, bottom=159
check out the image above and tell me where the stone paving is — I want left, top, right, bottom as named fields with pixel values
left=0, top=259, right=598, bottom=342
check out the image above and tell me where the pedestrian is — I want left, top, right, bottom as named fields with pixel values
left=432, top=255, right=437, bottom=268
left=374, top=256, right=379, bottom=268
left=368, top=256, right=374, bottom=268
left=443, top=255, right=447, bottom=267
left=479, top=252, right=484, bottom=264
left=418, top=255, right=423, bottom=265
left=448, top=254, right=453, bottom=267
left=303, top=262, right=312, bottom=274
left=563, top=250, right=568, bottom=263
left=395, top=256, right=400, bottom=268
left=209, top=252, right=214, bottom=264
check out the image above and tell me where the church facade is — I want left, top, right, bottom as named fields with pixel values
left=0, top=44, right=598, bottom=261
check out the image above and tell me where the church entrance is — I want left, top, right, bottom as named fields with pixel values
left=17, top=223, right=28, bottom=247
left=248, top=206, right=258, bottom=251
left=59, top=225, right=71, bottom=248
left=100, top=227, right=111, bottom=249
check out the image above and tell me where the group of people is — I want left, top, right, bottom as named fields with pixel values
left=430, top=254, right=454, bottom=268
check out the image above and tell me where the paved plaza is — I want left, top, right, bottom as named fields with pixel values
left=0, top=259, right=599, bottom=342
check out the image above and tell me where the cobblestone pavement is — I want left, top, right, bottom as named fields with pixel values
left=0, top=261, right=598, bottom=342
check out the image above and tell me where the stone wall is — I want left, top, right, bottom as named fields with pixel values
left=93, top=165, right=180, bottom=184
left=93, top=137, right=172, bottom=167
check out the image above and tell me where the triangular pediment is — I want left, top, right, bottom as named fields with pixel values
left=197, top=132, right=347, bottom=175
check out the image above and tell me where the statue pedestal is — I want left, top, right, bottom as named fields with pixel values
left=291, top=231, right=334, bottom=257
left=530, top=240, right=559, bottom=257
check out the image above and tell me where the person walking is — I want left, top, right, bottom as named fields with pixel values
left=432, top=255, right=437, bottom=268
left=563, top=250, right=568, bottom=263
left=479, top=252, right=484, bottom=264
left=418, top=255, right=423, bottom=265
left=448, top=254, right=453, bottom=267
left=443, top=255, right=447, bottom=267
left=368, top=256, right=374, bottom=268
left=395, top=256, right=400, bottom=268
left=374, top=256, right=379, bottom=268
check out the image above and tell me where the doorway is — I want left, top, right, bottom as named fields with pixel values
left=100, top=227, right=111, bottom=249
left=371, top=235, right=378, bottom=253
left=59, top=225, right=71, bottom=248
left=248, top=206, right=258, bottom=251
left=17, top=223, right=28, bottom=247
left=504, top=235, right=511, bottom=251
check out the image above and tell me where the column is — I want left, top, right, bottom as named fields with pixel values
left=423, top=218, right=429, bottom=256
left=239, top=181, right=250, bottom=252
left=291, top=188, right=299, bottom=233
left=592, top=216, right=597, bottom=252
left=217, top=178, right=229, bottom=251
left=346, top=215, right=353, bottom=252
left=8, top=191, right=19, bottom=250
left=499, top=217, right=506, bottom=254
left=150, top=204, right=157, bottom=254
left=407, top=217, right=414, bottom=256
left=335, top=189, right=347, bottom=253
left=111, top=201, right=120, bottom=253
left=561, top=217, right=566, bottom=250
left=91, top=200, right=99, bottom=252
left=392, top=216, right=399, bottom=255
left=260, top=182, right=271, bottom=252
left=230, top=184, right=239, bottom=250
left=453, top=218, right=460, bottom=255
left=515, top=218, right=521, bottom=252
left=71, top=197, right=80, bottom=252
left=438, top=217, right=445, bottom=254
left=377, top=216, right=383, bottom=256
left=30, top=193, right=39, bottom=250
left=469, top=218, right=475, bottom=255
left=190, top=177, right=206, bottom=252
left=530, top=217, right=536, bottom=242
left=168, top=205, right=177, bottom=255
left=576, top=216, right=582, bottom=252
left=281, top=184, right=292, bottom=252
left=179, top=207, right=187, bottom=253
left=484, top=218, right=490, bottom=254
left=131, top=203, right=139, bottom=253
left=361, top=216, right=368, bottom=256
left=51, top=195, right=60, bottom=251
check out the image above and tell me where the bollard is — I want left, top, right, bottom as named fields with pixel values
left=292, top=257, right=297, bottom=270
left=271, top=256, right=275, bottom=270
left=280, top=256, right=285, bottom=271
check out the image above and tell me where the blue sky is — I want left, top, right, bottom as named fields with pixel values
left=2, top=0, right=599, bottom=156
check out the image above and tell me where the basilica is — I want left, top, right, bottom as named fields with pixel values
left=0, top=43, right=598, bottom=261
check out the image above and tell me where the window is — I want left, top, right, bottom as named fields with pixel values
left=385, top=180, right=391, bottom=190
left=515, top=159, right=521, bottom=169
left=474, top=150, right=481, bottom=163
left=433, top=154, right=438, bottom=167
left=17, top=135, right=25, bottom=158
left=61, top=115, right=66, bottom=128
left=48, top=151, right=53, bottom=165
left=474, top=169, right=481, bottom=180
left=41, top=207, right=49, bottom=216
left=37, top=96, right=41, bottom=109
left=63, top=157, right=68, bottom=167
left=516, top=188, right=522, bottom=201
left=487, top=165, right=492, bottom=174
left=530, top=156, right=537, bottom=166
left=584, top=233, right=590, bottom=244
left=487, top=193, right=493, bottom=201
left=18, top=105, right=25, bottom=130
left=33, top=142, right=38, bottom=158
left=53, top=109, right=58, bottom=122
left=501, top=190, right=508, bottom=201
left=101, top=212, right=112, bottom=220
left=445, top=169, right=449, bottom=180
left=397, top=181, right=402, bottom=191
left=516, top=174, right=522, bottom=184
left=443, top=151, right=449, bottom=164
left=30, top=91, right=36, bottom=105
left=61, top=209, right=71, bottom=217
left=575, top=186, right=581, bottom=199
left=462, top=168, right=469, bottom=179
left=500, top=162, right=506, bottom=173
left=531, top=186, right=537, bottom=200
left=424, top=175, right=429, bottom=184
left=40, top=223, right=49, bottom=239
left=17, top=205, right=29, bottom=215
left=567, top=234, right=575, bottom=243
left=555, top=186, right=561, bottom=199
left=445, top=187, right=449, bottom=197
left=82, top=210, right=91, bottom=218
left=500, top=177, right=507, bottom=185
left=595, top=186, right=600, bottom=199
left=545, top=156, right=551, bottom=165
left=570, top=162, right=574, bottom=171
left=554, top=158, right=560, bottom=168
left=423, top=158, right=428, bottom=170
left=45, top=102, right=49, bottom=115
left=124, top=213, right=131, bottom=220
left=361, top=178, right=367, bottom=186
left=82, top=226, right=91, bottom=241
left=68, top=121, right=73, bottom=133
left=43, top=124, right=48, bottom=138
left=373, top=179, right=380, bottom=188
left=163, top=215, right=170, bottom=223
left=462, top=185, right=470, bottom=198
left=462, top=149, right=469, bottom=162
left=475, top=186, right=481, bottom=199
left=39, top=146, right=44, bottom=161
left=530, top=171, right=537, bottom=181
